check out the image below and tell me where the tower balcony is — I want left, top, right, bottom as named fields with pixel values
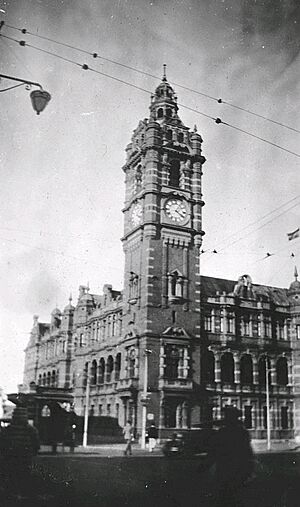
left=158, top=377, right=193, bottom=391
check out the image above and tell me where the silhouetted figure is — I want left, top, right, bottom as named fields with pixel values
left=123, top=420, right=133, bottom=456
left=0, top=406, right=40, bottom=496
left=209, top=407, right=254, bottom=507
left=147, top=422, right=158, bottom=452
left=63, top=409, right=77, bottom=452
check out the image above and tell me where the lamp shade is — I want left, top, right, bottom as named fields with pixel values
left=30, top=89, right=51, bottom=115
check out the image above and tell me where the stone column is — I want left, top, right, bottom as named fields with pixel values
left=215, top=353, right=221, bottom=383
left=159, top=343, right=165, bottom=377
left=211, top=309, right=216, bottom=333
left=288, top=357, right=293, bottom=385
left=183, top=347, right=189, bottom=378
left=234, top=353, right=240, bottom=385
left=270, top=358, right=276, bottom=385
left=253, top=357, right=258, bottom=385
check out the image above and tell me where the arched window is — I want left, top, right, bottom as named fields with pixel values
left=135, top=165, right=142, bottom=193
left=220, top=352, right=234, bottom=384
left=41, top=405, right=51, bottom=418
left=51, top=370, right=56, bottom=387
left=115, top=353, right=121, bottom=381
left=98, top=358, right=105, bottom=385
left=168, top=270, right=183, bottom=299
left=258, top=356, right=271, bottom=386
left=29, top=381, right=36, bottom=390
left=166, top=107, right=172, bottom=118
left=227, top=313, right=235, bottom=333
left=240, top=354, right=253, bottom=385
left=129, top=272, right=139, bottom=301
left=165, top=345, right=180, bottom=379
left=157, top=108, right=163, bottom=118
left=38, top=374, right=42, bottom=386
left=166, top=129, right=173, bottom=141
left=128, top=349, right=136, bottom=378
left=163, top=399, right=177, bottom=428
left=169, top=159, right=180, bottom=187
left=106, top=355, right=114, bottom=383
left=47, top=372, right=51, bottom=386
left=276, top=357, right=288, bottom=386
left=42, top=373, right=46, bottom=386
left=83, top=362, right=88, bottom=387
left=201, top=350, right=215, bottom=384
left=91, top=360, right=97, bottom=385
left=177, top=132, right=184, bottom=143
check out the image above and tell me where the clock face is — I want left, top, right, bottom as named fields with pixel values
left=131, top=203, right=143, bottom=226
left=165, top=198, right=187, bottom=222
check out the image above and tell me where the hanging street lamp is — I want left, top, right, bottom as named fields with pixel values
left=0, top=73, right=51, bottom=114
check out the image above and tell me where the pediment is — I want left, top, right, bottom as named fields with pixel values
left=162, top=326, right=191, bottom=338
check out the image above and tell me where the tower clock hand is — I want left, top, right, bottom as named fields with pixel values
left=174, top=208, right=185, bottom=218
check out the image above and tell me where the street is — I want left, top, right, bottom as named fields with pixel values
left=1, top=451, right=299, bottom=507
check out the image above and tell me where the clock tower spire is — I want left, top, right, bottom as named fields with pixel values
left=122, top=70, right=206, bottom=433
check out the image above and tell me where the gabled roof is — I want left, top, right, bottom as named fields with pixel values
left=200, top=275, right=290, bottom=306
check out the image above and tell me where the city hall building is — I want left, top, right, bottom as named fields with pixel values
left=22, top=72, right=300, bottom=442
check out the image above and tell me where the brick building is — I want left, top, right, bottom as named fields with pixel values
left=23, top=72, right=300, bottom=442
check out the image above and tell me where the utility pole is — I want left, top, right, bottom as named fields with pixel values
left=82, top=368, right=90, bottom=447
left=141, top=349, right=152, bottom=449
left=265, top=357, right=272, bottom=451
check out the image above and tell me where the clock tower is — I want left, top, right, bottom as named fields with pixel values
left=122, top=67, right=206, bottom=434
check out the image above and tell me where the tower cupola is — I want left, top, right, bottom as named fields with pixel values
left=63, top=294, right=75, bottom=315
left=149, top=65, right=178, bottom=122
left=288, top=267, right=300, bottom=298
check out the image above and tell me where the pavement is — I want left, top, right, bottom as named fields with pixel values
left=38, top=439, right=300, bottom=457
left=39, top=442, right=163, bottom=457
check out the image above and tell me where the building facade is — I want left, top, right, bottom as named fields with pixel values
left=23, top=73, right=300, bottom=441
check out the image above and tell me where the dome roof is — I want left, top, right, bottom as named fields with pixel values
left=80, top=292, right=94, bottom=303
left=64, top=295, right=75, bottom=313
left=153, top=64, right=176, bottom=102
left=51, top=307, right=61, bottom=316
left=289, top=280, right=300, bottom=295
left=154, top=80, right=175, bottom=101
left=288, top=267, right=300, bottom=296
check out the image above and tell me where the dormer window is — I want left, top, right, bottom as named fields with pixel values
left=177, top=132, right=184, bottom=143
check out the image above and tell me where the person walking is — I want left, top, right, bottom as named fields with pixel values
left=208, top=406, right=254, bottom=507
left=147, top=422, right=158, bottom=453
left=123, top=420, right=133, bottom=456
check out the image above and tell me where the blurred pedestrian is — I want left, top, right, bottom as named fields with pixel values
left=209, top=406, right=254, bottom=507
left=147, top=422, right=158, bottom=453
left=123, top=420, right=133, bottom=456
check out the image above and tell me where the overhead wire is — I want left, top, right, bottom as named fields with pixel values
left=201, top=200, right=300, bottom=266
left=3, top=20, right=300, bottom=135
left=0, top=32, right=299, bottom=158
left=265, top=245, right=300, bottom=285
left=1, top=26, right=299, bottom=266
left=206, top=195, right=300, bottom=253
left=0, top=30, right=35, bottom=80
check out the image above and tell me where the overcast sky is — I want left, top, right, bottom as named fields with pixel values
left=0, top=0, right=299, bottom=393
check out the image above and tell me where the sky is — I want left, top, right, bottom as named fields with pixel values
left=0, top=0, right=299, bottom=393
